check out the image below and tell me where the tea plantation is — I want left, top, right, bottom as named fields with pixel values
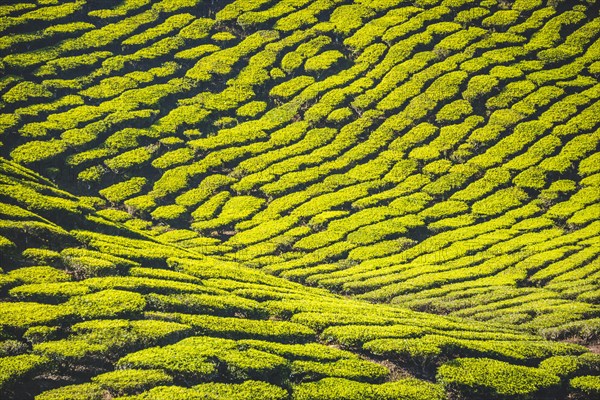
left=1, top=0, right=600, bottom=399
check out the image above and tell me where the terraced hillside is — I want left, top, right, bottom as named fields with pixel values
left=1, top=0, right=600, bottom=398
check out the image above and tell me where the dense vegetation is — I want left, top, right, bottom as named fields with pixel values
left=1, top=0, right=599, bottom=398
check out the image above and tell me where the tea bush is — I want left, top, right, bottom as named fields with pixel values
left=292, top=377, right=445, bottom=400
left=436, top=358, right=561, bottom=399
left=570, top=375, right=600, bottom=398
left=0, top=354, right=50, bottom=392
left=36, top=383, right=107, bottom=400
left=92, top=369, right=173, bottom=396
left=66, top=289, right=146, bottom=319
left=291, top=358, right=389, bottom=382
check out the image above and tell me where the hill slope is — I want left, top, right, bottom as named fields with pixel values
left=1, top=0, right=599, bottom=399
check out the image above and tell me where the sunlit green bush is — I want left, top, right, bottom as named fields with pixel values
left=305, top=51, right=344, bottom=74
left=36, top=383, right=107, bottom=400
left=10, top=140, right=67, bottom=164
left=99, top=177, right=147, bottom=203
left=117, top=335, right=288, bottom=383
left=8, top=266, right=70, bottom=284
left=292, top=358, right=389, bottom=382
left=173, top=313, right=315, bottom=343
left=123, top=380, right=288, bottom=400
left=437, top=358, right=560, bottom=399
left=66, top=289, right=146, bottom=319
left=194, top=380, right=288, bottom=400
left=292, top=377, right=445, bottom=400
left=0, top=301, right=70, bottom=329
left=9, top=282, right=90, bottom=303
left=92, top=369, right=173, bottom=396
left=0, top=354, right=50, bottom=392
left=146, top=292, right=266, bottom=318
left=570, top=375, right=600, bottom=398
left=270, top=76, right=315, bottom=99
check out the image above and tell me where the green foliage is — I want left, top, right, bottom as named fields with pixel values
left=512, top=0, right=542, bottom=11
left=9, top=282, right=90, bottom=303
left=124, top=380, right=287, bottom=400
left=327, top=107, right=353, bottom=123
left=179, top=18, right=214, bottom=39
left=237, top=101, right=267, bottom=117
left=187, top=31, right=279, bottom=80
left=176, top=43, right=220, bottom=60
left=34, top=318, right=191, bottom=363
left=62, top=248, right=139, bottom=274
left=63, top=256, right=118, bottom=278
left=420, top=200, right=469, bottom=221
left=23, top=326, right=59, bottom=344
left=34, top=338, right=107, bottom=362
left=193, top=381, right=288, bottom=400
left=173, top=313, right=315, bottom=343
left=10, top=140, right=67, bottom=164
left=118, top=335, right=289, bottom=382
left=463, top=75, right=499, bottom=102
left=78, top=165, right=106, bottom=183
left=73, top=318, right=191, bottom=346
left=292, top=377, right=445, bottom=400
left=436, top=100, right=473, bottom=123
left=146, top=292, right=266, bottom=318
left=305, top=51, right=344, bottom=74
left=0, top=301, right=69, bottom=328
left=129, top=267, right=201, bottom=284
left=541, top=319, right=600, bottom=343
left=270, top=76, right=315, bottom=99
left=99, top=177, right=147, bottom=203
left=539, top=354, right=600, bottom=378
left=126, top=14, right=195, bottom=47
left=437, top=358, right=560, bottom=399
left=104, top=147, right=154, bottom=172
left=291, top=358, right=389, bottom=382
left=472, top=188, right=528, bottom=216
left=66, top=289, right=146, bottom=319
left=151, top=205, right=187, bottom=222
left=92, top=369, right=173, bottom=396
left=193, top=195, right=264, bottom=231
left=36, top=383, right=107, bottom=400
left=281, top=51, right=304, bottom=73
left=191, top=191, right=230, bottom=222
left=240, top=340, right=356, bottom=362
left=513, top=167, right=546, bottom=189
left=212, top=32, right=237, bottom=42
left=579, top=153, right=600, bottom=176
left=8, top=266, right=70, bottom=284
left=2, top=81, right=52, bottom=104
left=482, top=10, right=520, bottom=28
left=570, top=375, right=600, bottom=398
left=0, top=354, right=49, bottom=391
left=88, top=0, right=150, bottom=19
